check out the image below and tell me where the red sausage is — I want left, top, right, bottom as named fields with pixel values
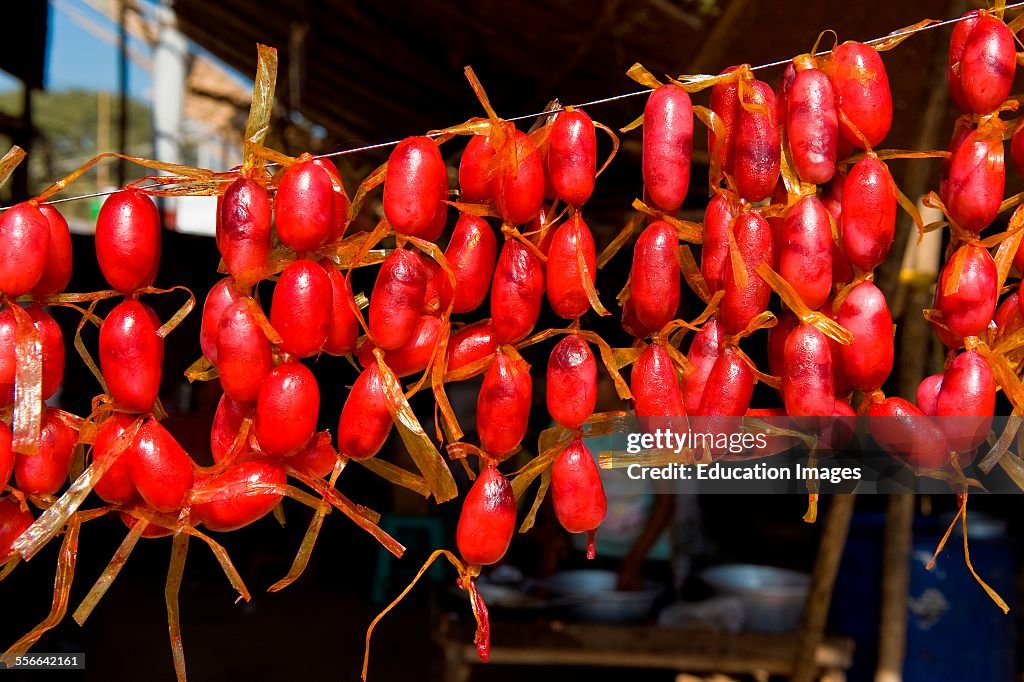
left=934, top=350, right=995, bottom=453
left=867, top=398, right=948, bottom=470
left=952, top=11, right=1016, bottom=114
left=447, top=319, right=497, bottom=372
left=708, top=66, right=743, bottom=178
left=631, top=343, right=685, bottom=417
left=369, top=249, right=429, bottom=351
left=840, top=156, right=896, bottom=272
left=916, top=374, right=943, bottom=417
left=32, top=205, right=73, bottom=296
left=92, top=414, right=140, bottom=505
left=319, top=259, right=360, bottom=356
left=358, top=314, right=443, bottom=377
left=383, top=136, right=448, bottom=237
left=942, top=126, right=1004, bottom=233
left=216, top=298, right=273, bottom=402
left=837, top=281, right=893, bottom=392
left=211, top=393, right=253, bottom=464
left=948, top=11, right=981, bottom=112
left=446, top=213, right=498, bottom=314
left=0, top=202, right=51, bottom=297
left=1012, top=124, right=1024, bottom=177
left=254, top=362, right=319, bottom=456
left=721, top=210, right=774, bottom=336
left=779, top=195, right=832, bottom=310
left=24, top=304, right=65, bottom=401
left=99, top=300, right=163, bottom=412
left=459, top=135, right=496, bottom=203
left=193, top=461, right=286, bottom=532
left=275, top=159, right=334, bottom=252
left=96, top=189, right=161, bottom=293
left=642, top=85, right=693, bottom=212
left=456, top=465, right=516, bottom=566
left=781, top=324, right=835, bottom=417
left=477, top=351, right=532, bottom=459
left=491, top=239, right=544, bottom=344
left=337, top=364, right=392, bottom=460
left=551, top=439, right=606, bottom=535
left=681, top=317, right=723, bottom=414
left=270, top=258, right=332, bottom=358
left=218, top=177, right=271, bottom=277
left=734, top=79, right=781, bottom=202
left=829, top=42, right=892, bottom=148
left=548, top=109, right=597, bottom=208
left=934, top=243, right=997, bottom=340
left=767, top=311, right=797, bottom=379
left=631, top=221, right=680, bottom=332
left=821, top=174, right=854, bottom=284
left=546, top=335, right=597, bottom=430
left=311, top=157, right=350, bottom=242
left=0, top=309, right=12, bottom=404
left=128, top=418, right=194, bottom=512
left=701, top=193, right=735, bottom=294
left=997, top=291, right=1024, bottom=338
left=787, top=59, right=838, bottom=185
left=491, top=128, right=545, bottom=225
left=292, top=438, right=339, bottom=479
left=201, top=277, right=242, bottom=364
left=696, top=347, right=754, bottom=417
left=13, top=407, right=77, bottom=496
left=546, top=215, right=597, bottom=320
left=0, top=497, right=32, bottom=561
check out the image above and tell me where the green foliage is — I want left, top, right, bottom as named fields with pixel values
left=0, top=88, right=152, bottom=219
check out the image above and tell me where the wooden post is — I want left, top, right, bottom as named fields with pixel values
left=875, top=494, right=915, bottom=682
left=791, top=494, right=856, bottom=682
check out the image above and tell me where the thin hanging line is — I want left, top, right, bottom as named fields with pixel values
left=8, top=1, right=1024, bottom=212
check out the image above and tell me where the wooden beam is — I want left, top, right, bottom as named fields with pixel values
left=875, top=495, right=915, bottom=682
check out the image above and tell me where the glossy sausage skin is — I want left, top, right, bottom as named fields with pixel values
left=218, top=177, right=271, bottom=277
left=546, top=335, right=598, bottom=430
left=546, top=216, right=597, bottom=320
left=829, top=42, right=892, bottom=149
left=734, top=79, right=781, bottom=202
left=779, top=195, right=832, bottom=310
left=368, top=249, right=429, bottom=351
left=631, top=221, right=680, bottom=332
left=95, top=189, right=161, bottom=293
left=383, top=136, right=448, bottom=237
left=701, top=194, right=735, bottom=294
left=490, top=239, right=544, bottom=344
left=477, top=352, right=532, bottom=460
left=99, top=300, right=163, bottom=412
left=786, top=62, right=837, bottom=185
left=548, top=109, right=597, bottom=208
left=837, top=281, right=893, bottom=392
left=840, top=156, right=896, bottom=273
left=721, top=210, right=774, bottom=335
left=275, top=159, right=334, bottom=252
left=933, top=243, right=997, bottom=341
left=456, top=465, right=516, bottom=566
left=642, top=85, right=693, bottom=213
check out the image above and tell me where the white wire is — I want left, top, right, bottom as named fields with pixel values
left=8, top=2, right=1024, bottom=211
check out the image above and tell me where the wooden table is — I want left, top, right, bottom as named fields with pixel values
left=436, top=614, right=854, bottom=682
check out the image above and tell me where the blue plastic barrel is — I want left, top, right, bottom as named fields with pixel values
left=830, top=511, right=1015, bottom=681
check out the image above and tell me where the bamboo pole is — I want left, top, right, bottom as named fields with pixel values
left=791, top=494, right=856, bottom=682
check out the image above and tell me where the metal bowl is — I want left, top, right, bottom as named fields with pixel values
left=543, top=569, right=661, bottom=623
left=700, top=564, right=809, bottom=633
